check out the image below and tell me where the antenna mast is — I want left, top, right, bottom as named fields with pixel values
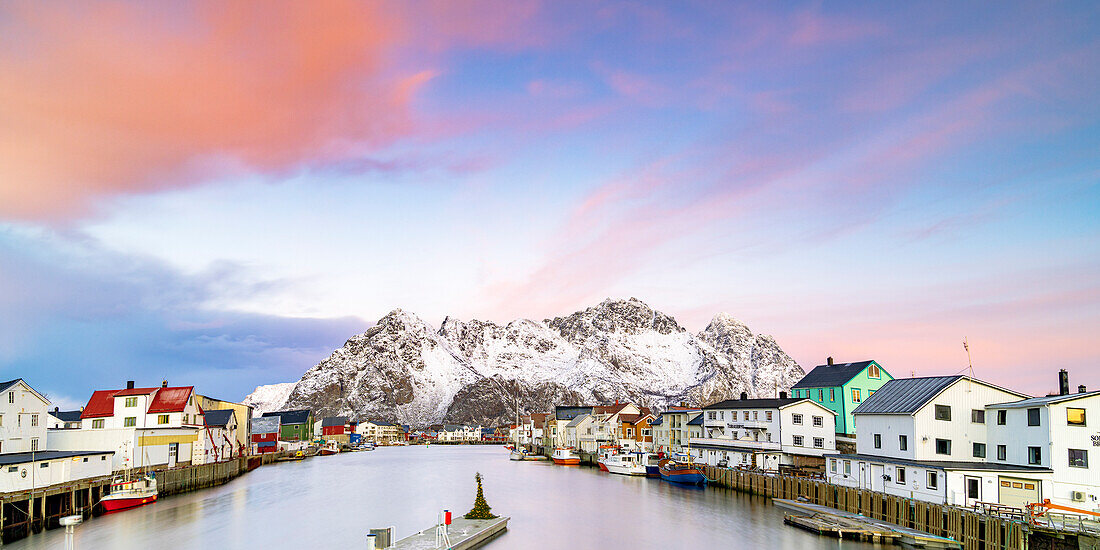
left=963, top=338, right=974, bottom=378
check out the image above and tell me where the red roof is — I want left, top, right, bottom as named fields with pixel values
left=80, top=386, right=194, bottom=419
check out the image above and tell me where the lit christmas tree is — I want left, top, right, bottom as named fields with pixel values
left=464, top=472, right=497, bottom=519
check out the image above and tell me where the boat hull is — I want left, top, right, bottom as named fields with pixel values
left=645, top=465, right=660, bottom=477
left=101, top=494, right=157, bottom=513
left=660, top=470, right=707, bottom=486
left=320, top=449, right=338, bottom=456
left=597, top=461, right=609, bottom=471
left=606, top=464, right=647, bottom=476
left=552, top=457, right=580, bottom=465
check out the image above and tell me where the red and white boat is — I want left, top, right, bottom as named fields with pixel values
left=101, top=473, right=158, bottom=513
left=551, top=447, right=581, bottom=465
left=319, top=441, right=340, bottom=456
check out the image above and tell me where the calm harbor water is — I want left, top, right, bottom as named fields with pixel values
left=12, top=446, right=881, bottom=549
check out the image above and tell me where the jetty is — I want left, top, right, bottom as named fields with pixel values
left=774, top=498, right=962, bottom=549
left=388, top=516, right=509, bottom=550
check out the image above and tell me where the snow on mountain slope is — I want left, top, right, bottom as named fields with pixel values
left=241, top=382, right=295, bottom=416
left=252, top=298, right=806, bottom=426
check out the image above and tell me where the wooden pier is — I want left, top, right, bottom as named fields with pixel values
left=776, top=498, right=961, bottom=549
left=389, top=517, right=509, bottom=550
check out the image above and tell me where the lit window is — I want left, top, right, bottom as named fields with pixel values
left=818, top=389, right=824, bottom=401
left=851, top=389, right=861, bottom=403
left=1067, top=408, right=1086, bottom=426
left=868, top=364, right=880, bottom=379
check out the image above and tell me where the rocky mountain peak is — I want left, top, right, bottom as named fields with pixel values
left=546, top=297, right=683, bottom=342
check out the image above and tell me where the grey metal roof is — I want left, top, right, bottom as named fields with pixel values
left=852, top=376, right=962, bottom=415
left=792, top=361, right=877, bottom=389
left=687, top=414, right=704, bottom=425
left=704, top=397, right=805, bottom=410
left=828, top=453, right=1053, bottom=473
left=566, top=413, right=590, bottom=428
left=555, top=406, right=592, bottom=420
left=321, top=416, right=348, bottom=427
left=251, top=416, right=280, bottom=434
left=0, top=450, right=114, bottom=466
left=204, top=409, right=235, bottom=427
left=986, top=390, right=1099, bottom=409
left=650, top=415, right=663, bottom=426
left=0, top=379, right=23, bottom=394
left=49, top=410, right=83, bottom=422
left=262, top=409, right=310, bottom=425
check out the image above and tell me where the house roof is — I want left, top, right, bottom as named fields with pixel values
left=0, top=450, right=114, bottom=466
left=204, top=409, right=235, bottom=427
left=0, top=379, right=24, bottom=394
left=792, top=361, right=876, bottom=389
left=566, top=414, right=590, bottom=428
left=828, top=454, right=1053, bottom=473
left=703, top=397, right=805, bottom=410
left=593, top=403, right=631, bottom=415
left=49, top=410, right=83, bottom=422
left=251, top=416, right=280, bottom=434
left=81, top=386, right=194, bottom=419
left=650, top=415, right=663, bottom=425
left=554, top=406, right=592, bottom=420
left=365, top=419, right=396, bottom=426
left=0, top=379, right=51, bottom=407
left=851, top=376, right=962, bottom=415
left=321, top=416, right=348, bottom=427
left=986, top=390, right=1100, bottom=409
left=687, top=414, right=704, bottom=425
left=262, top=409, right=311, bottom=425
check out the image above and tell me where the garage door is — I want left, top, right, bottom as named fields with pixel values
left=998, top=476, right=1041, bottom=508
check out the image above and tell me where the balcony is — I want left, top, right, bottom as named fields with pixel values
left=689, top=437, right=780, bottom=451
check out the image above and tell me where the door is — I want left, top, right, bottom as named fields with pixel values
left=870, top=464, right=885, bottom=492
left=965, top=476, right=981, bottom=506
left=859, top=462, right=869, bottom=489
left=168, top=442, right=179, bottom=467
left=998, top=477, right=1040, bottom=509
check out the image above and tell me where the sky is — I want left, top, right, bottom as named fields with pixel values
left=1, top=1, right=1098, bottom=406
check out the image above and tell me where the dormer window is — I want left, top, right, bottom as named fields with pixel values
left=868, top=364, right=880, bottom=379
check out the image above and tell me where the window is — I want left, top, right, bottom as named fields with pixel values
left=813, top=437, right=824, bottom=448
left=1028, top=446, right=1042, bottom=465
left=997, top=445, right=1007, bottom=461
left=766, top=411, right=773, bottom=421
left=124, top=417, right=136, bottom=427
left=830, top=459, right=837, bottom=473
left=818, top=389, right=824, bottom=401
left=31, top=438, right=39, bottom=451
left=0, top=414, right=3, bottom=426
left=793, top=435, right=804, bottom=446
left=83, top=457, right=88, bottom=462
left=997, top=410, right=1007, bottom=425
left=792, top=414, right=803, bottom=425
left=184, top=414, right=189, bottom=424
left=1027, top=408, right=1040, bottom=426
left=1067, top=408, right=1086, bottom=426
left=899, top=435, right=908, bottom=451
left=935, top=438, right=951, bottom=455
left=844, top=460, right=851, bottom=475
left=851, top=389, right=861, bottom=403
left=708, top=411, right=717, bottom=420
left=896, top=467, right=906, bottom=484
left=874, top=434, right=882, bottom=449
left=92, top=419, right=104, bottom=429
left=7, top=466, right=15, bottom=473
left=40, top=462, right=48, bottom=468
left=973, top=443, right=986, bottom=458
left=812, top=416, right=823, bottom=427
left=1068, top=449, right=1088, bottom=468
left=830, top=388, right=835, bottom=402
left=753, top=411, right=758, bottom=420
left=743, top=411, right=749, bottom=420
left=766, top=432, right=772, bottom=442
left=935, top=405, right=951, bottom=421
left=868, top=363, right=880, bottom=378
left=30, top=414, right=38, bottom=427
left=7, top=391, right=13, bottom=403
left=158, top=414, right=169, bottom=425
left=927, top=471, right=938, bottom=489
left=971, top=409, right=985, bottom=423
left=124, top=397, right=138, bottom=407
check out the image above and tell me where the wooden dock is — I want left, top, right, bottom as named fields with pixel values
left=774, top=498, right=962, bottom=549
left=390, top=516, right=509, bottom=550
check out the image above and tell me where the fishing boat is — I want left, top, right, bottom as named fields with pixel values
left=509, top=449, right=528, bottom=461
left=551, top=447, right=581, bottom=465
left=319, top=441, right=340, bottom=456
left=641, top=452, right=661, bottom=477
left=101, top=472, right=157, bottom=512
left=596, top=446, right=617, bottom=472
left=277, top=449, right=306, bottom=462
left=604, top=452, right=648, bottom=476
left=658, top=454, right=707, bottom=486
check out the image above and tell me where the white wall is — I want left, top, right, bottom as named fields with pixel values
left=47, top=427, right=197, bottom=471
left=912, top=380, right=1021, bottom=462
left=0, top=453, right=114, bottom=493
left=0, top=381, right=51, bottom=453
left=780, top=401, right=837, bottom=455
left=854, top=415, right=916, bottom=459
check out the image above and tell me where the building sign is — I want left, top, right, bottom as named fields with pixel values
left=1091, top=434, right=1100, bottom=447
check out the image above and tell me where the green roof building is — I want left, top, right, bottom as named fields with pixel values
left=791, top=358, right=892, bottom=436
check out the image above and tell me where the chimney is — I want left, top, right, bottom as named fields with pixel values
left=779, top=391, right=787, bottom=399
left=740, top=392, right=748, bottom=400
left=1059, top=369, right=1069, bottom=396
left=126, top=380, right=135, bottom=390
left=827, top=357, right=834, bottom=366
left=54, top=406, right=59, bottom=412
left=1080, top=385, right=1088, bottom=394
left=162, top=380, right=168, bottom=388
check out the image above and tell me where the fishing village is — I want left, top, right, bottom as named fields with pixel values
left=0, top=358, right=1097, bottom=549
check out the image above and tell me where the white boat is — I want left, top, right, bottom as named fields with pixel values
left=604, top=452, right=648, bottom=476
left=101, top=472, right=157, bottom=512
left=509, top=449, right=528, bottom=461
left=551, top=447, right=581, bottom=465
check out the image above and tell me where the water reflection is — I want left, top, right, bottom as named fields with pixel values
left=11, top=446, right=880, bottom=549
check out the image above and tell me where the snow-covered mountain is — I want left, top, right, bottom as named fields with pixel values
left=244, top=298, right=805, bottom=426
left=241, top=382, right=295, bottom=417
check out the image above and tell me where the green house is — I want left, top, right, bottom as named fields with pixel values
left=791, top=359, right=892, bottom=436
left=261, top=409, right=313, bottom=441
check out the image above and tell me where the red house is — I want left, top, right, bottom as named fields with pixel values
left=250, top=416, right=280, bottom=454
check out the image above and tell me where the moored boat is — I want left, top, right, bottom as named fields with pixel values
left=604, top=452, right=648, bottom=476
left=509, top=449, right=528, bottom=461
left=551, top=447, right=581, bottom=465
left=101, top=473, right=158, bottom=513
left=658, top=455, right=707, bottom=486
left=596, top=445, right=617, bottom=472
left=320, top=441, right=340, bottom=456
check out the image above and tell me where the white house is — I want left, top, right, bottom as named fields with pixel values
left=826, top=375, right=1052, bottom=507
left=985, top=376, right=1100, bottom=511
left=436, top=424, right=481, bottom=442
left=0, top=451, right=115, bottom=493
left=0, top=379, right=51, bottom=454
left=545, top=407, right=591, bottom=449
left=565, top=414, right=594, bottom=451
left=48, top=381, right=205, bottom=471
left=47, top=409, right=83, bottom=430
left=651, top=407, right=702, bottom=454
left=195, top=409, right=239, bottom=464
left=690, top=393, right=838, bottom=472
